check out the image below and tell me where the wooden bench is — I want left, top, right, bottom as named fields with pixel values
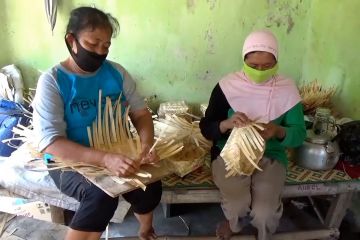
left=159, top=163, right=360, bottom=239
left=1, top=156, right=359, bottom=239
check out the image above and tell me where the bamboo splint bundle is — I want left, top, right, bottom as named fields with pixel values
left=87, top=90, right=183, bottom=160
left=220, top=123, right=265, bottom=177
left=155, top=114, right=211, bottom=149
left=154, top=114, right=211, bottom=176
left=299, top=79, right=336, bottom=114
left=82, top=90, right=183, bottom=189
left=10, top=90, right=183, bottom=192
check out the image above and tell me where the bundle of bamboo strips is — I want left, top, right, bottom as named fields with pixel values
left=59, top=92, right=183, bottom=190
left=299, top=79, right=336, bottom=114
left=87, top=91, right=184, bottom=162
left=164, top=141, right=207, bottom=177
left=154, top=115, right=211, bottom=176
left=155, top=115, right=211, bottom=149
left=220, top=123, right=265, bottom=177
left=10, top=90, right=184, bottom=191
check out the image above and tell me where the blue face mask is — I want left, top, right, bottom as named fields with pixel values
left=65, top=36, right=107, bottom=72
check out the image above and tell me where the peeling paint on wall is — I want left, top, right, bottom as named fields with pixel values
left=187, top=0, right=195, bottom=13
left=207, top=0, right=217, bottom=10
left=196, top=69, right=214, bottom=82
left=0, top=0, right=359, bottom=118
left=0, top=0, right=312, bottom=104
left=301, top=0, right=360, bottom=118
left=264, top=1, right=304, bottom=34
left=286, top=15, right=294, bottom=33
left=268, top=0, right=277, bottom=5
left=204, top=28, right=215, bottom=54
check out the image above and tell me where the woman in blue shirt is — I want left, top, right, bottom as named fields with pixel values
left=33, top=7, right=160, bottom=240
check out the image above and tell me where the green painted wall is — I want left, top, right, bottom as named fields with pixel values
left=302, top=0, right=360, bottom=118
left=0, top=0, right=359, bottom=118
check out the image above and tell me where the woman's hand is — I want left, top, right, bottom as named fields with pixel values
left=259, top=122, right=286, bottom=140
left=129, top=109, right=159, bottom=164
left=103, top=153, right=140, bottom=177
left=220, top=112, right=250, bottom=133
left=139, top=144, right=160, bottom=165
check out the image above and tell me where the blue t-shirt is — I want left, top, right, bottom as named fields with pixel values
left=33, top=60, right=146, bottom=151
left=57, top=61, right=125, bottom=146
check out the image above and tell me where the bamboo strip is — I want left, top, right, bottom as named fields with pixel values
left=97, top=90, right=104, bottom=145
left=108, top=98, right=117, bottom=142
left=104, top=97, right=111, bottom=148
left=87, top=127, right=93, bottom=147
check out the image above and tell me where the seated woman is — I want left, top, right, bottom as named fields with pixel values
left=200, top=30, right=306, bottom=240
left=32, top=7, right=160, bottom=240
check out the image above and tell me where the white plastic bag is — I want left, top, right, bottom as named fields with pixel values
left=0, top=64, right=24, bottom=103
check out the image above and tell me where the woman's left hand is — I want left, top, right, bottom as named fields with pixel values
left=259, top=122, right=286, bottom=140
left=139, top=145, right=160, bottom=165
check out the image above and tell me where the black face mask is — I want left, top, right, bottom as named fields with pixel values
left=65, top=35, right=107, bottom=72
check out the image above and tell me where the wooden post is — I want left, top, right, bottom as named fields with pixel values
left=324, top=192, right=353, bottom=228
left=161, top=203, right=172, bottom=218
left=50, top=205, right=65, bottom=224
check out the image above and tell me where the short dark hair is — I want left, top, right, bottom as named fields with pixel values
left=66, top=7, right=120, bottom=37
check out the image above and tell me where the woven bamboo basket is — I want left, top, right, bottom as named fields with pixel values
left=220, top=123, right=265, bottom=177
left=154, top=115, right=211, bottom=177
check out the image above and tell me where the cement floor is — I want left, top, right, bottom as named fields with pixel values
left=1, top=195, right=360, bottom=240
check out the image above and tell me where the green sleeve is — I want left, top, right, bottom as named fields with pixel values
left=279, top=102, right=306, bottom=148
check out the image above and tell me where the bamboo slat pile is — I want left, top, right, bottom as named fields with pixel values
left=299, top=79, right=336, bottom=114
left=154, top=115, right=211, bottom=177
left=220, top=123, right=265, bottom=177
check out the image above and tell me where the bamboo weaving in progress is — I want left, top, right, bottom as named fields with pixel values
left=9, top=90, right=184, bottom=196
left=220, top=123, right=265, bottom=177
left=75, top=90, right=183, bottom=194
left=154, top=115, right=211, bottom=177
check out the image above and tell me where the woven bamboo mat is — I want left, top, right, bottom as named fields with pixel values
left=162, top=159, right=353, bottom=189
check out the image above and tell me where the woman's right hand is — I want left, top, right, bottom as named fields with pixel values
left=103, top=153, right=140, bottom=177
left=219, top=112, right=250, bottom=133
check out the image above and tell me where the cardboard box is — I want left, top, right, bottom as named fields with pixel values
left=0, top=196, right=51, bottom=222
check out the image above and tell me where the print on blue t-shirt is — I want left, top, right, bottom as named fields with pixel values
left=56, top=61, right=126, bottom=146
